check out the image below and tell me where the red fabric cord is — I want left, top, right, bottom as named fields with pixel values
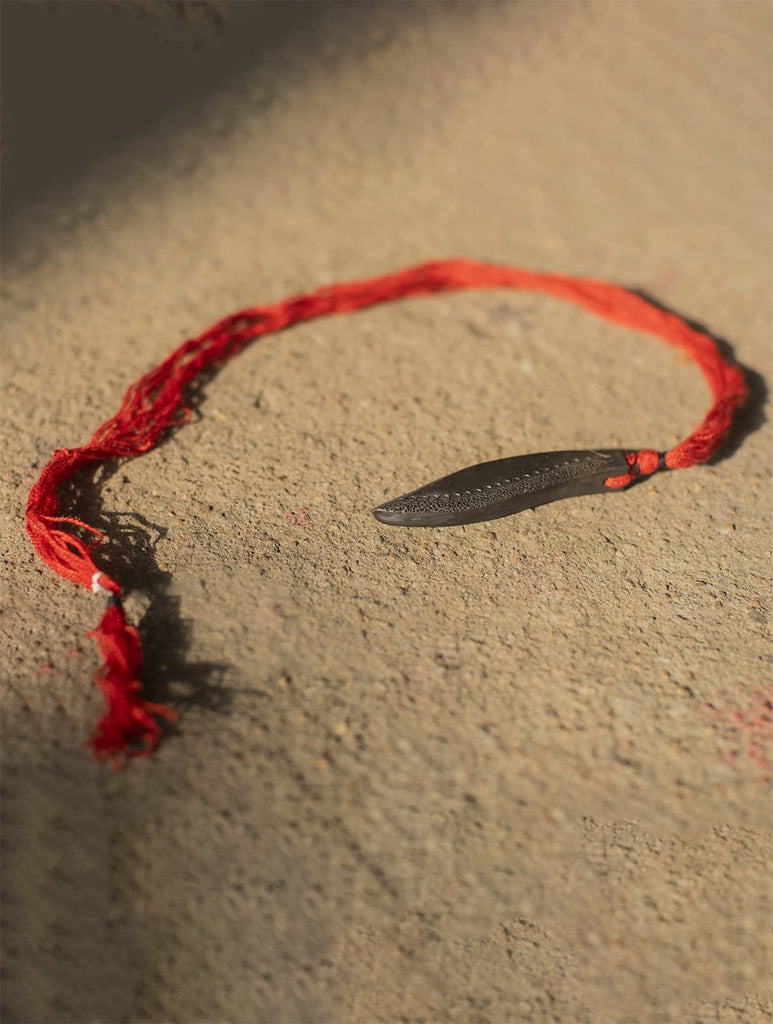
left=88, top=601, right=176, bottom=760
left=25, top=259, right=747, bottom=762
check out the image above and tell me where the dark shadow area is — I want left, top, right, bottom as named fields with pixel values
left=632, top=288, right=768, bottom=464
left=0, top=715, right=158, bottom=1023
left=1, top=0, right=336, bottom=234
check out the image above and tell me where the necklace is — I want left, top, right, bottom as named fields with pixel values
left=26, top=260, right=747, bottom=763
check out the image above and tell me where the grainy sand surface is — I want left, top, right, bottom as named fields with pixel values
left=2, top=3, right=771, bottom=1022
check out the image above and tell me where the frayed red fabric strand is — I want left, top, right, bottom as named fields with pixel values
left=88, top=601, right=176, bottom=766
left=25, top=259, right=747, bottom=761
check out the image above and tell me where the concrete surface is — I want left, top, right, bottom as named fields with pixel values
left=1, top=2, right=771, bottom=1022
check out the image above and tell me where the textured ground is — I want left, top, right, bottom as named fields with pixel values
left=1, top=2, right=771, bottom=1022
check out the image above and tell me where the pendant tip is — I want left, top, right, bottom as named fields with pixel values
left=372, top=503, right=403, bottom=526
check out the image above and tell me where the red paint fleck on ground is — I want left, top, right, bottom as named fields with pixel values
left=39, top=662, right=54, bottom=673
left=703, top=684, right=773, bottom=783
left=284, top=507, right=313, bottom=529
left=647, top=266, right=682, bottom=297
left=317, top=389, right=347, bottom=407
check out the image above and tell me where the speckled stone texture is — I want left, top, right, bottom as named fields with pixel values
left=1, top=2, right=771, bottom=1022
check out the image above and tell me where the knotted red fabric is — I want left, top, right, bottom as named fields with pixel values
left=25, top=259, right=747, bottom=763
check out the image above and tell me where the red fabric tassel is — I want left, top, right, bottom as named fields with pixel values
left=26, top=259, right=748, bottom=761
left=88, top=601, right=176, bottom=765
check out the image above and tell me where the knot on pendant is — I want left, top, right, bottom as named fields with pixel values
left=604, top=449, right=664, bottom=489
